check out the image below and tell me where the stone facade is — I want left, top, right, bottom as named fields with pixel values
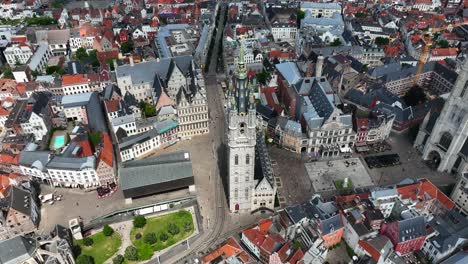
left=414, top=59, right=468, bottom=174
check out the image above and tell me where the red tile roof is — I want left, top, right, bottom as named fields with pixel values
left=76, top=138, right=94, bottom=157
left=62, top=74, right=89, bottom=86
left=202, top=237, right=253, bottom=264
left=431, top=48, right=458, bottom=57
left=100, top=133, right=113, bottom=167
left=242, top=228, right=266, bottom=247
left=0, top=153, right=19, bottom=165
left=105, top=99, right=120, bottom=113
left=397, top=179, right=455, bottom=210
left=261, top=233, right=285, bottom=254
left=358, top=239, right=381, bottom=262
left=288, top=248, right=304, bottom=264
left=258, top=218, right=273, bottom=234
left=277, top=243, right=292, bottom=262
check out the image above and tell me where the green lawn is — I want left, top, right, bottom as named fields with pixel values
left=77, top=232, right=122, bottom=264
left=335, top=179, right=354, bottom=189
left=130, top=210, right=194, bottom=260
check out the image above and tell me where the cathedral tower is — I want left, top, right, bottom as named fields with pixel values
left=226, top=45, right=257, bottom=212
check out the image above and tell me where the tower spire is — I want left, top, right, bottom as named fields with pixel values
left=237, top=43, right=247, bottom=79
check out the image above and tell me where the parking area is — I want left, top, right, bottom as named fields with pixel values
left=305, top=158, right=375, bottom=193
left=364, top=154, right=401, bottom=169
left=366, top=132, right=457, bottom=189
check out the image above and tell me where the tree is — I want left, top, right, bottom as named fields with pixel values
left=46, top=65, right=65, bottom=75
left=75, top=48, right=88, bottom=61
left=144, top=232, right=157, bottom=244
left=120, top=41, right=134, bottom=54
left=107, top=57, right=118, bottom=71
left=404, top=86, right=426, bottom=106
left=112, top=254, right=124, bottom=264
left=297, top=10, right=305, bottom=23
left=77, top=255, right=95, bottom=264
left=103, top=224, right=114, bottom=236
left=139, top=102, right=156, bottom=117
left=168, top=223, right=180, bottom=235
left=1, top=66, right=13, bottom=79
left=133, top=215, right=146, bottom=228
left=330, top=38, right=342, bottom=47
left=183, top=221, right=192, bottom=232
left=83, top=237, right=94, bottom=246
left=438, top=40, right=449, bottom=48
left=355, top=12, right=367, bottom=18
left=375, top=37, right=390, bottom=46
left=88, top=50, right=100, bottom=67
left=88, top=132, right=101, bottom=148
left=124, top=246, right=138, bottom=261
left=256, top=70, right=270, bottom=85
left=159, top=232, right=169, bottom=242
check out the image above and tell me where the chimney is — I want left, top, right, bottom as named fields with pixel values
left=72, top=62, right=78, bottom=74
left=316, top=55, right=324, bottom=78
left=129, top=56, right=134, bottom=67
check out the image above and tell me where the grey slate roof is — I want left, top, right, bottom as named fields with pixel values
left=425, top=111, right=440, bottom=134
left=8, top=186, right=33, bottom=216
left=441, top=251, right=468, bottom=264
left=46, top=156, right=95, bottom=171
left=428, top=209, right=468, bottom=253
left=61, top=92, right=93, bottom=108
left=120, top=151, right=193, bottom=190
left=398, top=216, right=426, bottom=242
left=0, top=236, right=37, bottom=264
left=116, top=55, right=193, bottom=86
left=61, top=92, right=107, bottom=132
left=19, top=151, right=51, bottom=171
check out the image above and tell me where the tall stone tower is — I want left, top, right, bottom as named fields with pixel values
left=226, top=45, right=257, bottom=212
left=418, top=59, right=468, bottom=173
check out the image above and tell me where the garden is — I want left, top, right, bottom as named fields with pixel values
left=128, top=210, right=195, bottom=261
left=75, top=226, right=122, bottom=264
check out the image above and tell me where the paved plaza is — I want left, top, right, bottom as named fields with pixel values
left=305, top=158, right=375, bottom=192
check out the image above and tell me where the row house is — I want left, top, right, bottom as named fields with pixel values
left=380, top=216, right=427, bottom=256
left=18, top=92, right=53, bottom=142
left=4, top=43, right=33, bottom=66
left=60, top=92, right=108, bottom=133
left=61, top=74, right=91, bottom=95
left=241, top=220, right=287, bottom=263
left=285, top=195, right=344, bottom=249
left=70, top=8, right=104, bottom=25
left=0, top=152, right=20, bottom=174
left=19, top=151, right=51, bottom=183
left=202, top=237, right=255, bottom=263
left=0, top=185, right=40, bottom=240
left=354, top=111, right=395, bottom=146
left=36, top=29, right=70, bottom=56
left=0, top=97, right=14, bottom=126
left=46, top=156, right=100, bottom=188
left=118, top=119, right=179, bottom=162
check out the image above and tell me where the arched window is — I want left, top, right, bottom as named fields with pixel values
left=235, top=155, right=238, bottom=165
left=246, top=154, right=250, bottom=165
left=245, top=188, right=249, bottom=198
left=234, top=188, right=238, bottom=198
left=245, top=176, right=249, bottom=182
left=439, top=132, right=453, bottom=150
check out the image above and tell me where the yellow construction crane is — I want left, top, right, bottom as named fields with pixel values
left=413, top=21, right=468, bottom=85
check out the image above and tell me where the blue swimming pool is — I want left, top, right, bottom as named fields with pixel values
left=53, top=135, right=66, bottom=149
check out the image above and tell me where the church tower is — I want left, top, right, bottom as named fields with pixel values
left=226, top=45, right=257, bottom=212
left=418, top=59, right=468, bottom=173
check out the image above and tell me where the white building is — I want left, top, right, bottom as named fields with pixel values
left=18, top=150, right=52, bottom=183
left=4, top=44, right=33, bottom=66
left=412, top=0, right=442, bottom=12
left=118, top=119, right=179, bottom=162
left=62, top=74, right=91, bottom=95
left=47, top=156, right=100, bottom=188
left=271, top=22, right=297, bottom=43
left=369, top=188, right=398, bottom=218
left=19, top=92, right=53, bottom=142
left=300, top=2, right=341, bottom=18
left=451, top=173, right=468, bottom=215
left=28, top=44, right=53, bottom=73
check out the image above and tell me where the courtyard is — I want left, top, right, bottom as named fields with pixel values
left=305, top=158, right=375, bottom=193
